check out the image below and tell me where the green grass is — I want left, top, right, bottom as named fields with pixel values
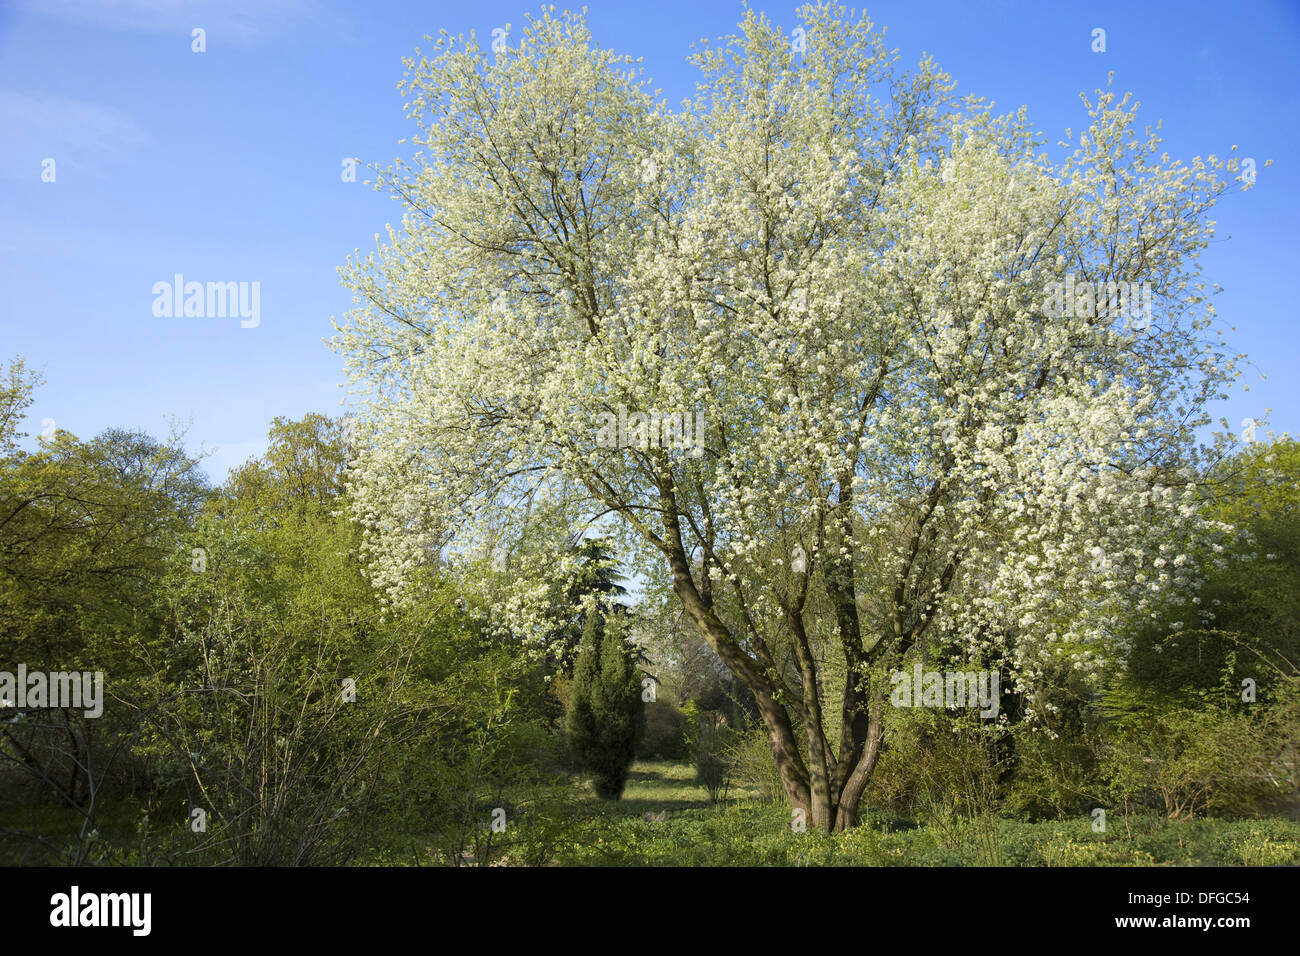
left=532, top=760, right=1300, bottom=867
left=9, top=760, right=1300, bottom=866
left=577, top=759, right=766, bottom=818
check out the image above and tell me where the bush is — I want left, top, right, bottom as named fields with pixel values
left=565, top=612, right=645, bottom=799
left=1101, top=698, right=1282, bottom=819
left=637, top=701, right=686, bottom=760
left=691, top=712, right=735, bottom=803
left=725, top=725, right=786, bottom=805
left=1004, top=722, right=1105, bottom=820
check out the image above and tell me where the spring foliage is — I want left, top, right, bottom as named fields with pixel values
left=332, top=3, right=1249, bottom=828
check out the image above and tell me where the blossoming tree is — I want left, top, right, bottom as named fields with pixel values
left=333, top=3, right=1247, bottom=831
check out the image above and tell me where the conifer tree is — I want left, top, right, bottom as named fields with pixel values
left=566, top=610, right=645, bottom=799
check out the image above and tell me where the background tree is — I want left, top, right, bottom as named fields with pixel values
left=0, top=362, right=208, bottom=857
left=221, top=413, right=353, bottom=518
left=543, top=536, right=630, bottom=677
left=0, top=357, right=42, bottom=454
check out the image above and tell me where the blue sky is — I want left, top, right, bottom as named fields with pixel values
left=1, top=0, right=1296, bottom=483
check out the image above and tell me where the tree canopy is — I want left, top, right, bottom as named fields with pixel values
left=333, top=3, right=1245, bottom=831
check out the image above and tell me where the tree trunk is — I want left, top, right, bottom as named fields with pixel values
left=668, top=549, right=813, bottom=814
left=832, top=696, right=886, bottom=831
left=661, top=502, right=892, bottom=833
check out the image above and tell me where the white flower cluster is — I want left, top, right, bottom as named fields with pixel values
left=330, top=8, right=1238, bottom=718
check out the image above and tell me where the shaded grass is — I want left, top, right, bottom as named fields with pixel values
left=8, top=761, right=1300, bottom=866
left=0, top=795, right=145, bottom=865
left=578, top=760, right=765, bottom=818
left=545, top=760, right=1300, bottom=866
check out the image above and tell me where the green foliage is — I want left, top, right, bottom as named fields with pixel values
left=1001, top=662, right=1107, bottom=820
left=693, top=722, right=730, bottom=803
left=565, top=611, right=645, bottom=799
left=676, top=700, right=747, bottom=802
left=221, top=413, right=353, bottom=518
left=0, top=371, right=209, bottom=859
left=542, top=537, right=630, bottom=677
left=688, top=710, right=739, bottom=804
left=680, top=699, right=700, bottom=753
left=0, top=403, right=567, bottom=865
left=0, top=357, right=42, bottom=453
left=724, top=726, right=786, bottom=806
left=868, top=707, right=1008, bottom=862
left=136, top=506, right=400, bottom=865
left=1099, top=680, right=1283, bottom=820
left=636, top=700, right=687, bottom=760
left=1004, top=722, right=1105, bottom=820
left=137, top=414, right=565, bottom=865
left=0, top=425, right=207, bottom=669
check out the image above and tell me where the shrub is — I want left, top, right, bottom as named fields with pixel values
left=565, top=612, right=645, bottom=799
left=1101, top=700, right=1282, bottom=819
left=725, top=724, right=786, bottom=805
left=692, top=712, right=735, bottom=803
left=637, top=700, right=686, bottom=760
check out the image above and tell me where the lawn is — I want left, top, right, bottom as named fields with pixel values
left=8, top=760, right=1300, bottom=867
left=506, top=760, right=1300, bottom=867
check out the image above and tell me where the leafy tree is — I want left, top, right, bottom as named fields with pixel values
left=334, top=4, right=1241, bottom=830
left=0, top=357, right=42, bottom=453
left=566, top=611, right=645, bottom=799
left=0, top=365, right=207, bottom=851
left=0, top=425, right=207, bottom=668
left=221, top=413, right=353, bottom=519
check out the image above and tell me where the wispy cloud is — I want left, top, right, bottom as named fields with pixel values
left=0, top=91, right=148, bottom=180
left=14, top=0, right=321, bottom=45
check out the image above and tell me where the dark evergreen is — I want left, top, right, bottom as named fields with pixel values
left=565, top=610, right=645, bottom=799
